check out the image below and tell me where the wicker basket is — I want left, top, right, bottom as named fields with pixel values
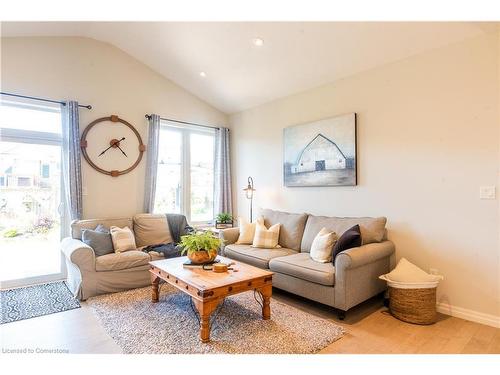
left=388, top=286, right=437, bottom=325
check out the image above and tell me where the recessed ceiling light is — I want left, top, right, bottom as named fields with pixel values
left=252, top=37, right=264, bottom=47
left=199, top=71, right=207, bottom=78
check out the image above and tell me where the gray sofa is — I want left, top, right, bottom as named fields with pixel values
left=61, top=215, right=170, bottom=300
left=220, top=209, right=395, bottom=318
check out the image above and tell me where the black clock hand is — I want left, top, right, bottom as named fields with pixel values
left=116, top=145, right=128, bottom=157
left=98, top=137, right=125, bottom=157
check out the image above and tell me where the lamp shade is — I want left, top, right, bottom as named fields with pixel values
left=243, top=176, right=255, bottom=199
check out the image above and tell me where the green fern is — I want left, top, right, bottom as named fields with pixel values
left=179, top=231, right=223, bottom=257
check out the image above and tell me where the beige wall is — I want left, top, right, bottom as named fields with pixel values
left=230, top=33, right=500, bottom=320
left=1, top=37, right=227, bottom=219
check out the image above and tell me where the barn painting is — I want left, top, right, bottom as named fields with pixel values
left=283, top=113, right=356, bottom=186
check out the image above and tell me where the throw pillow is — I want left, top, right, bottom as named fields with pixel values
left=133, top=214, right=173, bottom=247
left=252, top=220, right=281, bottom=249
left=81, top=225, right=114, bottom=257
left=310, top=227, right=338, bottom=263
left=110, top=226, right=137, bottom=253
left=332, top=224, right=362, bottom=261
left=235, top=217, right=259, bottom=245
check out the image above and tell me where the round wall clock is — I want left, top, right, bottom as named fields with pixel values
left=80, top=115, right=146, bottom=177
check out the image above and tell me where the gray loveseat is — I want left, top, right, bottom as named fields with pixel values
left=220, top=209, right=395, bottom=318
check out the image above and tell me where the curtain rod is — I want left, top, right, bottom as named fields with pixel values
left=1, top=92, right=92, bottom=109
left=145, top=114, right=220, bottom=130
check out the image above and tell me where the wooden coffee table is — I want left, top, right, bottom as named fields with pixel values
left=149, top=256, right=273, bottom=343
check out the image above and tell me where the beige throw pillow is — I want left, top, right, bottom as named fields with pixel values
left=235, top=217, right=258, bottom=245
left=133, top=214, right=173, bottom=247
left=110, top=226, right=136, bottom=253
left=252, top=220, right=281, bottom=249
left=310, top=228, right=337, bottom=263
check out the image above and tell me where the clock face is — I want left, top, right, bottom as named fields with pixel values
left=81, top=116, right=145, bottom=176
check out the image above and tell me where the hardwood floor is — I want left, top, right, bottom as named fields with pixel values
left=1, top=288, right=498, bottom=354
left=273, top=290, right=500, bottom=354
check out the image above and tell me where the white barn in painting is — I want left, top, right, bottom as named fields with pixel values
left=291, top=134, right=346, bottom=173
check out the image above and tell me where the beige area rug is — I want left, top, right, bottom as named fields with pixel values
left=87, top=285, right=345, bottom=354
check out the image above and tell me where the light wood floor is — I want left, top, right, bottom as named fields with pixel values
left=1, top=288, right=498, bottom=354
left=274, top=291, right=500, bottom=354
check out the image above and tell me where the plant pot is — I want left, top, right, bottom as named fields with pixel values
left=187, top=250, right=217, bottom=264
left=215, top=221, right=233, bottom=229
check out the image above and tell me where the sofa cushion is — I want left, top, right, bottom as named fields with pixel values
left=110, top=226, right=137, bottom=253
left=269, top=253, right=335, bottom=286
left=95, top=250, right=150, bottom=271
left=252, top=220, right=281, bottom=249
left=260, top=208, right=308, bottom=251
left=332, top=224, right=362, bottom=260
left=301, top=215, right=387, bottom=252
left=235, top=217, right=257, bottom=244
left=223, top=244, right=297, bottom=269
left=310, top=227, right=337, bottom=263
left=71, top=217, right=133, bottom=240
left=81, top=225, right=114, bottom=257
left=133, top=214, right=173, bottom=247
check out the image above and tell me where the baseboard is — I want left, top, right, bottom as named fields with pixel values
left=436, top=302, right=500, bottom=328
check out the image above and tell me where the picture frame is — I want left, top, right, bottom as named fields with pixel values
left=283, top=113, right=357, bottom=187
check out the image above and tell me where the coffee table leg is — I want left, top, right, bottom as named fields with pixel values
left=258, top=285, right=272, bottom=320
left=151, top=275, right=160, bottom=303
left=192, top=298, right=219, bottom=343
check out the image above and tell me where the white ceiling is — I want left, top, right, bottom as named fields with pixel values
left=1, top=22, right=495, bottom=114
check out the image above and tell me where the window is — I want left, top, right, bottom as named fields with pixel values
left=41, top=164, right=50, bottom=178
left=153, top=121, right=215, bottom=223
left=17, top=177, right=32, bottom=187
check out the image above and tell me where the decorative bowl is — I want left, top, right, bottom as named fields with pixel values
left=187, top=250, right=217, bottom=264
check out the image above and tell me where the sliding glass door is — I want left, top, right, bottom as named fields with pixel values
left=0, top=100, right=65, bottom=288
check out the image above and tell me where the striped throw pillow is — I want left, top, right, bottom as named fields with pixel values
left=110, top=226, right=136, bottom=253
left=252, top=220, right=281, bottom=249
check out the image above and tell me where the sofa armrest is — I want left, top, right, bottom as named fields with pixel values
left=335, top=240, right=395, bottom=270
left=219, top=227, right=240, bottom=246
left=61, top=237, right=96, bottom=272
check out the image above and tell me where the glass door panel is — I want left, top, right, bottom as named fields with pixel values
left=0, top=142, right=63, bottom=284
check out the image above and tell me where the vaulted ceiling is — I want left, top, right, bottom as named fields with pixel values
left=1, top=22, right=495, bottom=113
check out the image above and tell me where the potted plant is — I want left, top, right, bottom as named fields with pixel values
left=179, top=231, right=223, bottom=264
left=215, top=212, right=233, bottom=229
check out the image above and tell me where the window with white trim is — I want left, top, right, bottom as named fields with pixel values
left=153, top=120, right=215, bottom=224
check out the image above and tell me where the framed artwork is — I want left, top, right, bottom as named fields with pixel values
left=283, top=113, right=357, bottom=187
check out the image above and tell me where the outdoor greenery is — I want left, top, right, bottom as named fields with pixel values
left=3, top=228, right=19, bottom=238
left=216, top=212, right=233, bottom=223
left=179, top=231, right=223, bottom=257
left=28, top=216, right=55, bottom=235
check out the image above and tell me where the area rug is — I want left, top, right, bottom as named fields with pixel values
left=1, top=282, right=80, bottom=324
left=87, top=285, right=345, bottom=354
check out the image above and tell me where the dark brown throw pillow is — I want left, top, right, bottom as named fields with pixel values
left=332, top=224, right=362, bottom=262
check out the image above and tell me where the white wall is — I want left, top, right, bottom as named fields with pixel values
left=230, top=33, right=500, bottom=323
left=1, top=37, right=227, bottom=219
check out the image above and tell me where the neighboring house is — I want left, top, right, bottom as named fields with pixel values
left=0, top=160, right=55, bottom=188
left=291, top=133, right=347, bottom=173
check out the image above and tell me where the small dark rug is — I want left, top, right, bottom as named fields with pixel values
left=1, top=282, right=80, bottom=324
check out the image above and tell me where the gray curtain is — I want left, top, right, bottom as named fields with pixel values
left=61, top=101, right=83, bottom=226
left=214, top=127, right=232, bottom=216
left=143, top=114, right=160, bottom=213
